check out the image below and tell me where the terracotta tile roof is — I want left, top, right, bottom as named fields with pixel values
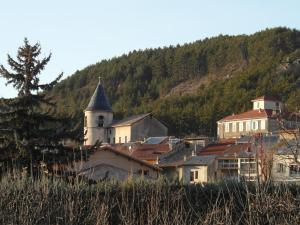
left=251, top=96, right=281, bottom=102
left=99, top=146, right=161, bottom=171
left=198, top=143, right=234, bottom=156
left=130, top=144, right=170, bottom=161
left=221, top=143, right=251, bottom=157
left=112, top=143, right=170, bottom=162
left=219, top=109, right=273, bottom=122
left=198, top=142, right=251, bottom=156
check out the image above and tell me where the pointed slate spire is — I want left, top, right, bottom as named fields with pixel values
left=85, top=77, right=112, bottom=112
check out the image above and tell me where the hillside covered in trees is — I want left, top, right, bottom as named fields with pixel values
left=49, top=27, right=300, bottom=137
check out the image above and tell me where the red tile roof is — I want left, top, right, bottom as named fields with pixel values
left=198, top=143, right=251, bottom=156
left=130, top=144, right=170, bottom=161
left=112, top=143, right=170, bottom=162
left=198, top=143, right=234, bottom=156
left=219, top=109, right=273, bottom=122
left=98, top=146, right=162, bottom=171
left=251, top=96, right=280, bottom=102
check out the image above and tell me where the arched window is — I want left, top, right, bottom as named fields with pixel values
left=98, top=115, right=104, bottom=127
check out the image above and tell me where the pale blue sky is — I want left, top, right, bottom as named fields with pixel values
left=0, top=0, right=299, bottom=97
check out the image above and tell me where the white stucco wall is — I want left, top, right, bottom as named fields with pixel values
left=114, top=126, right=131, bottom=143
left=218, top=118, right=268, bottom=139
left=111, top=115, right=168, bottom=144
left=84, top=110, right=113, bottom=145
left=179, top=165, right=213, bottom=184
left=252, top=100, right=283, bottom=111
left=272, top=154, right=300, bottom=182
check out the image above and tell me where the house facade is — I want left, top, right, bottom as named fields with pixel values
left=272, top=154, right=300, bottom=182
left=271, top=141, right=300, bottom=182
left=84, top=79, right=168, bottom=146
left=73, top=146, right=161, bottom=181
left=159, top=155, right=216, bottom=184
left=217, top=96, right=298, bottom=139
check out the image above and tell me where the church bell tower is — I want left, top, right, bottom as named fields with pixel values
left=84, top=78, right=113, bottom=146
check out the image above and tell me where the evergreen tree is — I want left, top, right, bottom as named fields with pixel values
left=0, top=38, right=71, bottom=171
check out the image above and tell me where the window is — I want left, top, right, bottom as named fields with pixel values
left=261, top=120, right=265, bottom=130
left=98, top=115, right=104, bottom=127
left=239, top=122, right=243, bottom=132
left=229, top=123, right=233, bottom=132
left=252, top=121, right=259, bottom=130
left=113, top=137, right=115, bottom=144
left=84, top=116, right=87, bottom=127
left=107, top=138, right=110, bottom=143
left=277, top=163, right=285, bottom=173
left=125, top=136, right=127, bottom=143
left=246, top=121, right=250, bottom=131
left=252, top=121, right=256, bottom=130
left=236, top=122, right=239, bottom=132
left=109, top=129, right=112, bottom=134
left=243, top=122, right=246, bottom=131
left=119, top=137, right=121, bottom=143
left=240, top=158, right=256, bottom=174
left=225, top=123, right=229, bottom=132
left=195, top=171, right=198, bottom=179
left=257, top=102, right=259, bottom=109
left=232, top=122, right=236, bottom=132
left=290, top=165, right=300, bottom=176
left=258, top=120, right=261, bottom=130
left=144, top=170, right=149, bottom=176
left=190, top=171, right=194, bottom=182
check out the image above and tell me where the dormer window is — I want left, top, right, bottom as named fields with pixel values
left=98, top=115, right=104, bottom=127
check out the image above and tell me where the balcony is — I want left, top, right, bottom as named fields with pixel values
left=218, top=159, right=238, bottom=169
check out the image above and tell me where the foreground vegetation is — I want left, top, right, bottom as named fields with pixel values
left=1, top=173, right=300, bottom=225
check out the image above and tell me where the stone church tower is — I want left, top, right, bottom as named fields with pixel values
left=84, top=79, right=113, bottom=146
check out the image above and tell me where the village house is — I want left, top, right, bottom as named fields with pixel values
left=272, top=141, right=300, bottom=182
left=159, top=134, right=281, bottom=184
left=159, top=154, right=216, bottom=184
left=217, top=96, right=299, bottom=139
left=72, top=146, right=161, bottom=181
left=84, top=79, right=168, bottom=146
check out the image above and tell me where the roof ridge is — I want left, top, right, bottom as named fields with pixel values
left=110, top=113, right=151, bottom=127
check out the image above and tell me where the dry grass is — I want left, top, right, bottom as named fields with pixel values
left=0, top=173, right=300, bottom=225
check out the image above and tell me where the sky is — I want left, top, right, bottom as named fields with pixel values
left=0, top=0, right=299, bottom=97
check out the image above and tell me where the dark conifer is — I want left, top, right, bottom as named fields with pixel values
left=0, top=38, right=72, bottom=171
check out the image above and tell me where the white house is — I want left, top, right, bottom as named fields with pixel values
left=272, top=141, right=300, bottom=182
left=84, top=79, right=168, bottom=146
left=217, top=96, right=298, bottom=139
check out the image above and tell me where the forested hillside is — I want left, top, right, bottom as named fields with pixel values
left=49, top=27, right=300, bottom=136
